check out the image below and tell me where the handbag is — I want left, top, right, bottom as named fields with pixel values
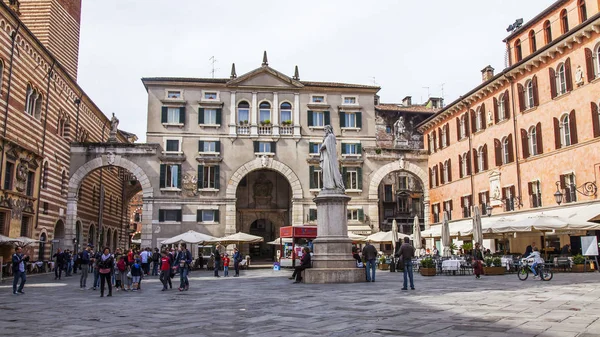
left=356, top=261, right=364, bottom=268
left=126, top=271, right=132, bottom=278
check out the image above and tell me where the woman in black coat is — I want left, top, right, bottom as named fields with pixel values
left=96, top=247, right=115, bottom=297
left=290, top=247, right=312, bottom=283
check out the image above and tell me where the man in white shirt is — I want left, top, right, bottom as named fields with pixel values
left=140, top=248, right=152, bottom=275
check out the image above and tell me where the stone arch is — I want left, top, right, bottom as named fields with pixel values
left=54, top=219, right=66, bottom=250
left=368, top=159, right=430, bottom=229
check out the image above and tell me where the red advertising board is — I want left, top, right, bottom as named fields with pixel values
left=280, top=226, right=317, bottom=238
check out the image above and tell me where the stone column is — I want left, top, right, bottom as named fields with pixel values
left=64, top=196, right=78, bottom=251
left=293, top=93, right=300, bottom=138
left=140, top=199, right=153, bottom=248
left=272, top=92, right=279, bottom=136
left=250, top=92, right=258, bottom=136
left=304, top=190, right=365, bottom=283
left=229, top=91, right=237, bottom=136
left=423, top=197, right=430, bottom=229
left=225, top=202, right=237, bottom=235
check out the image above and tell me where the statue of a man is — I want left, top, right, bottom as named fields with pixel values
left=394, top=116, right=405, bottom=139
left=320, top=125, right=345, bottom=191
left=110, top=113, right=119, bottom=134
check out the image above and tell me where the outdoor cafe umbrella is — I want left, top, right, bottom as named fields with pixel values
left=0, top=234, right=17, bottom=245
left=391, top=219, right=399, bottom=254
left=441, top=211, right=451, bottom=257
left=205, top=232, right=264, bottom=246
left=413, top=215, right=422, bottom=253
left=472, top=205, right=483, bottom=247
left=348, top=232, right=367, bottom=242
left=365, top=231, right=411, bottom=244
left=161, top=230, right=216, bottom=245
left=13, top=237, right=40, bottom=247
left=487, top=214, right=600, bottom=233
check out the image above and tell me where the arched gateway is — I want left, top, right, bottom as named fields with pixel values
left=66, top=144, right=158, bottom=250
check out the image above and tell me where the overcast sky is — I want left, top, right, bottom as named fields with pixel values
left=78, top=0, right=549, bottom=142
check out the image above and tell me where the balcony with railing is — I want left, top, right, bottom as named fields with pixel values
left=237, top=124, right=250, bottom=135
left=258, top=125, right=272, bottom=135
left=280, top=125, right=293, bottom=136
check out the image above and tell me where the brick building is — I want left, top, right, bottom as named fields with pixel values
left=418, top=0, right=600, bottom=254
left=0, top=0, right=132, bottom=264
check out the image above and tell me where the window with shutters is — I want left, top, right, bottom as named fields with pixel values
left=529, top=180, right=542, bottom=208
left=311, top=111, right=325, bottom=127
left=594, top=45, right=600, bottom=77
left=479, top=191, right=489, bottom=216
left=560, top=9, right=569, bottom=34
left=163, top=138, right=181, bottom=153
left=159, top=209, right=182, bottom=222
left=4, top=161, right=14, bottom=190
left=347, top=209, right=360, bottom=221
left=430, top=167, right=436, bottom=187
left=477, top=146, right=484, bottom=172
left=166, top=90, right=182, bottom=99
left=528, top=126, right=538, bottom=156
left=563, top=173, right=577, bottom=203
left=502, top=137, right=510, bottom=165
left=594, top=102, right=600, bottom=137
left=20, top=216, right=30, bottom=237
left=560, top=114, right=571, bottom=147
left=432, top=132, right=437, bottom=152
left=525, top=80, right=534, bottom=109
left=498, top=94, right=506, bottom=121
left=475, top=108, right=482, bottom=131
left=309, top=166, right=323, bottom=190
left=26, top=171, right=35, bottom=197
left=432, top=203, right=440, bottom=223
left=308, top=208, right=318, bottom=222
left=556, top=64, right=567, bottom=95
left=544, top=20, right=552, bottom=44
left=502, top=186, right=516, bottom=211
left=460, top=115, right=466, bottom=139
left=202, top=166, right=217, bottom=189
left=201, top=108, right=219, bottom=125
left=443, top=160, right=449, bottom=183
left=201, top=91, right=219, bottom=101
left=308, top=142, right=321, bottom=156
left=166, top=107, right=181, bottom=124
left=529, top=30, right=537, bottom=53
left=162, top=164, right=181, bottom=189
left=461, top=195, right=472, bottom=218
left=200, top=141, right=218, bottom=153
left=345, top=167, right=360, bottom=190
left=514, top=39, right=522, bottom=62
left=428, top=134, right=434, bottom=153
left=461, top=153, right=468, bottom=177
left=344, top=112, right=357, bottom=128
left=443, top=200, right=453, bottom=221
left=197, top=209, right=219, bottom=223
left=342, top=142, right=360, bottom=156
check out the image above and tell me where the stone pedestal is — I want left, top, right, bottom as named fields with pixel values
left=304, top=190, right=365, bottom=283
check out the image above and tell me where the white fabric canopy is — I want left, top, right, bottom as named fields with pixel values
left=472, top=206, right=483, bottom=245
left=0, top=234, right=16, bottom=244
left=365, top=231, right=411, bottom=243
left=348, top=232, right=367, bottom=242
left=205, top=232, right=264, bottom=245
left=391, top=219, right=399, bottom=253
left=488, top=214, right=600, bottom=233
left=266, top=237, right=293, bottom=245
left=441, top=211, right=451, bottom=257
left=161, top=230, right=216, bottom=245
left=413, top=215, right=422, bottom=250
left=13, top=237, right=40, bottom=247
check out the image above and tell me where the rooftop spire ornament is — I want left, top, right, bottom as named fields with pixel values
left=262, top=51, right=268, bottom=66
left=293, top=65, right=300, bottom=80
left=230, top=63, right=237, bottom=79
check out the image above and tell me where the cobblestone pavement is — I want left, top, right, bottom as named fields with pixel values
left=1, top=268, right=600, bottom=337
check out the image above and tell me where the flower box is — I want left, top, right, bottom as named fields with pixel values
left=483, top=266, right=505, bottom=275
left=420, top=267, right=436, bottom=276
left=378, top=263, right=389, bottom=270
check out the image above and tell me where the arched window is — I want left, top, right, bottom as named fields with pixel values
left=514, top=39, right=522, bottom=62
left=460, top=115, right=466, bottom=138
left=578, top=0, right=587, bottom=22
left=441, top=125, right=447, bottom=147
left=529, top=126, right=538, bottom=156
left=259, top=101, right=271, bottom=124
left=475, top=107, right=482, bottom=131
left=529, top=30, right=537, bottom=53
left=477, top=146, right=485, bottom=172
left=42, top=161, right=48, bottom=189
left=432, top=131, right=437, bottom=151
left=25, top=84, right=35, bottom=116
left=63, top=117, right=70, bottom=140
left=544, top=20, right=552, bottom=44
left=526, top=80, right=534, bottom=108
left=596, top=45, right=600, bottom=76
left=498, top=94, right=505, bottom=120
left=237, top=101, right=249, bottom=124
left=461, top=153, right=468, bottom=177
left=428, top=134, right=434, bottom=153
left=57, top=115, right=64, bottom=136
left=280, top=102, right=292, bottom=125
left=38, top=233, right=46, bottom=261
left=443, top=160, right=449, bottom=183
left=557, top=63, right=567, bottom=95
left=502, top=137, right=510, bottom=164
left=560, top=9, right=569, bottom=34
left=561, top=114, right=571, bottom=146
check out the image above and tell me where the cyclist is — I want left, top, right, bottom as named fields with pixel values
left=525, top=247, right=544, bottom=278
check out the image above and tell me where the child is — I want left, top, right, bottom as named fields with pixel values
left=159, top=251, right=172, bottom=291
left=116, top=256, right=127, bottom=291
left=131, top=259, right=142, bottom=291
left=526, top=247, right=544, bottom=278
left=223, top=253, right=230, bottom=277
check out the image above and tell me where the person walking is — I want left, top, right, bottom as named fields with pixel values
left=65, top=250, right=72, bottom=276
left=140, top=248, right=151, bottom=276
left=116, top=256, right=127, bottom=291
left=223, top=253, right=230, bottom=277
left=12, top=246, right=28, bottom=295
left=472, top=242, right=484, bottom=279
left=79, top=246, right=91, bottom=289
left=362, top=240, right=378, bottom=282
left=213, top=245, right=222, bottom=278
left=395, top=237, right=416, bottom=290
left=233, top=247, right=242, bottom=277
left=53, top=248, right=65, bottom=280
left=96, top=247, right=114, bottom=297
left=290, top=247, right=312, bottom=284
left=91, top=249, right=101, bottom=290
left=159, top=250, right=172, bottom=291
left=176, top=244, right=192, bottom=291
left=151, top=248, right=160, bottom=276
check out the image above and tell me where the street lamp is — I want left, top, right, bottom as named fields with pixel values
left=553, top=181, right=563, bottom=205
left=553, top=180, right=597, bottom=205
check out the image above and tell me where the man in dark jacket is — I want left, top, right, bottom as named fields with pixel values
left=12, top=246, right=28, bottom=295
left=53, top=248, right=65, bottom=280
left=362, top=241, right=378, bottom=282
left=79, top=246, right=91, bottom=289
left=214, top=245, right=222, bottom=277
left=290, top=247, right=311, bottom=283
left=395, top=237, right=416, bottom=290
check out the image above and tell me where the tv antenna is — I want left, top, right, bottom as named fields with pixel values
left=209, top=56, right=219, bottom=78
left=371, top=77, right=378, bottom=86
left=422, top=86, right=430, bottom=99
left=440, top=83, right=445, bottom=100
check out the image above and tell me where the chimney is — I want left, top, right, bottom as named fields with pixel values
left=402, top=96, right=412, bottom=106
left=481, top=65, right=495, bottom=82
left=374, top=94, right=380, bottom=105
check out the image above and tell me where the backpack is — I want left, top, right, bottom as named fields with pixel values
left=117, top=259, right=126, bottom=272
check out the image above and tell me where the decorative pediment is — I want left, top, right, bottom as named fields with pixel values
left=227, top=66, right=304, bottom=88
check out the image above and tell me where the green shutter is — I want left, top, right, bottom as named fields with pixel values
left=216, top=108, right=222, bottom=125
left=342, top=167, right=348, bottom=188
left=198, top=108, right=205, bottom=124
left=214, top=165, right=220, bottom=189
left=159, top=210, right=165, bottom=222
left=198, top=165, right=204, bottom=189
left=161, top=107, right=168, bottom=123
left=356, top=112, right=362, bottom=128
left=253, top=141, right=259, bottom=153
left=357, top=167, right=363, bottom=190
left=341, top=143, right=347, bottom=154
left=358, top=208, right=364, bottom=221
left=214, top=209, right=220, bottom=222
left=309, top=166, right=315, bottom=189
left=176, top=165, right=182, bottom=188
left=197, top=210, right=202, bottom=223
left=215, top=141, right=221, bottom=153
left=179, top=107, right=185, bottom=124
left=309, top=209, right=317, bottom=221
left=159, top=164, right=166, bottom=188
left=339, top=112, right=346, bottom=128
left=309, top=142, right=314, bottom=154
left=357, top=144, right=362, bottom=154
left=324, top=111, right=330, bottom=126
left=176, top=210, right=182, bottom=222
left=198, top=141, right=204, bottom=152
left=271, top=142, right=276, bottom=153
left=307, top=110, right=313, bottom=126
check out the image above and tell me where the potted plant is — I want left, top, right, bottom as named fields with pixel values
left=572, top=254, right=588, bottom=272
left=282, top=120, right=292, bottom=126
left=483, top=257, right=505, bottom=275
left=449, top=242, right=457, bottom=255
left=461, top=242, right=473, bottom=252
left=420, top=257, right=436, bottom=276
left=375, top=148, right=382, bottom=155
left=242, top=120, right=248, bottom=125
left=260, top=119, right=271, bottom=126
left=378, top=255, right=389, bottom=270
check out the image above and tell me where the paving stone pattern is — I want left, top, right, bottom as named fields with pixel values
left=1, top=269, right=600, bottom=336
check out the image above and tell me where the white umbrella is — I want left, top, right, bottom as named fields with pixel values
left=13, top=237, right=40, bottom=247
left=441, top=211, right=451, bottom=257
left=267, top=237, right=292, bottom=245
left=205, top=232, right=264, bottom=245
left=161, top=230, right=216, bottom=245
left=488, top=214, right=600, bottom=233
left=472, top=206, right=483, bottom=246
left=348, top=232, right=367, bottom=242
left=0, top=234, right=17, bottom=245
left=391, top=219, right=399, bottom=254
left=365, top=231, right=411, bottom=244
left=413, top=215, right=422, bottom=251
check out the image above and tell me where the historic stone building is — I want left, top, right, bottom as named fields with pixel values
left=418, top=0, right=600, bottom=254
left=141, top=54, right=437, bottom=256
left=0, top=0, right=132, bottom=263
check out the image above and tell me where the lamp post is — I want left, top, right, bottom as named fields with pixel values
left=553, top=180, right=597, bottom=205
left=553, top=181, right=563, bottom=205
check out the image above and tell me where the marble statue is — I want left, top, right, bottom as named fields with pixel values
left=108, top=113, right=119, bottom=142
left=320, top=125, right=345, bottom=191
left=394, top=116, right=405, bottom=139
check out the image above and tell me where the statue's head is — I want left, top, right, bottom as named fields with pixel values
left=324, top=125, right=333, bottom=135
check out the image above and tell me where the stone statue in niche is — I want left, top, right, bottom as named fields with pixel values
left=319, top=125, right=345, bottom=192
left=182, top=171, right=198, bottom=196
left=487, top=111, right=494, bottom=126
left=15, top=160, right=28, bottom=193
left=575, top=65, right=584, bottom=86
left=394, top=116, right=406, bottom=138
left=108, top=113, right=119, bottom=142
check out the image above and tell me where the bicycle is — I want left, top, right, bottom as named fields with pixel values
left=517, top=258, right=553, bottom=281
